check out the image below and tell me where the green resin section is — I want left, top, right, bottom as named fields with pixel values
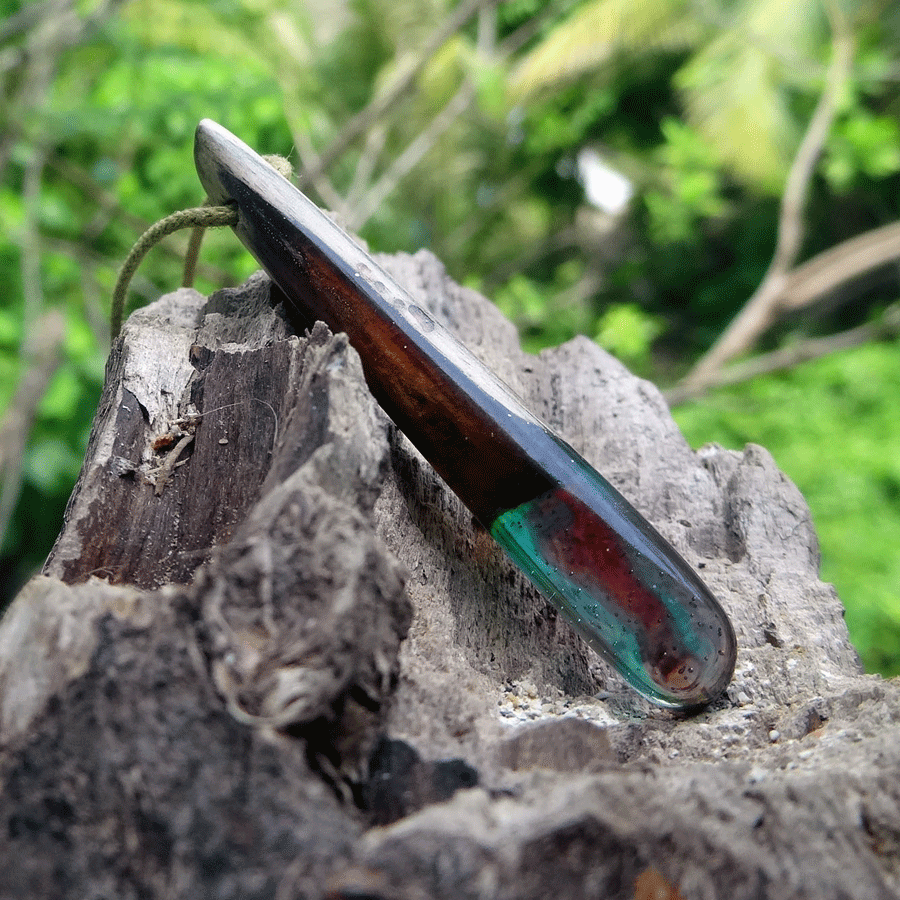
left=490, top=499, right=653, bottom=702
left=490, top=481, right=731, bottom=709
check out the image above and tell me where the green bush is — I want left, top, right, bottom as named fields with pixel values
left=674, top=340, right=900, bottom=676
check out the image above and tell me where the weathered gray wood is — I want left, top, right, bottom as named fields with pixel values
left=44, top=275, right=300, bottom=588
left=1, top=251, right=898, bottom=900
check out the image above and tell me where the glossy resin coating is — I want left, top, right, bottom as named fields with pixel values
left=491, top=444, right=734, bottom=706
left=193, top=119, right=737, bottom=707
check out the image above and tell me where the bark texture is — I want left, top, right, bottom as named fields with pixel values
left=1, top=252, right=898, bottom=899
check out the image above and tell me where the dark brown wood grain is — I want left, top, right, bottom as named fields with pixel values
left=44, top=277, right=307, bottom=589
left=195, top=119, right=557, bottom=524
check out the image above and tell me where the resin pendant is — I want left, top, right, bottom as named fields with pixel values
left=193, top=119, right=737, bottom=708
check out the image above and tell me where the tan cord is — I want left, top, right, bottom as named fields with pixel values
left=181, top=158, right=292, bottom=291
left=182, top=207, right=210, bottom=290
left=111, top=154, right=292, bottom=340
left=110, top=204, right=238, bottom=339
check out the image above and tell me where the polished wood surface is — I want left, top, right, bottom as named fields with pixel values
left=196, top=119, right=568, bottom=524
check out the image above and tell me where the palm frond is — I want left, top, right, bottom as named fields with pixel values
left=510, top=0, right=701, bottom=97
left=675, top=0, right=826, bottom=191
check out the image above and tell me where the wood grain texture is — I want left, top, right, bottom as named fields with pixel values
left=196, top=118, right=557, bottom=524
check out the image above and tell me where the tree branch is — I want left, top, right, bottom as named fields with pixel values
left=299, top=0, right=499, bottom=187
left=0, top=311, right=66, bottom=550
left=780, top=220, right=900, bottom=310
left=299, top=0, right=577, bottom=229
left=20, top=146, right=48, bottom=334
left=342, top=124, right=388, bottom=215
left=665, top=304, right=900, bottom=406
left=345, top=82, right=476, bottom=232
left=679, top=14, right=854, bottom=393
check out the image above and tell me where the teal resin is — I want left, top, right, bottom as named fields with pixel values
left=490, top=463, right=735, bottom=708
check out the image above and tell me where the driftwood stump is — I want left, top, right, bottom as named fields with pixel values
left=1, top=251, right=898, bottom=899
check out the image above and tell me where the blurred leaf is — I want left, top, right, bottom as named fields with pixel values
left=473, top=58, right=508, bottom=121
left=496, top=273, right=548, bottom=323
left=595, top=302, right=664, bottom=368
left=0, top=308, right=20, bottom=347
left=121, top=0, right=275, bottom=64
left=418, top=35, right=468, bottom=106
left=38, top=364, right=83, bottom=421
left=643, top=117, right=728, bottom=243
left=674, top=0, right=823, bottom=192
left=0, top=358, right=21, bottom=418
left=823, top=109, right=900, bottom=190
left=64, top=313, right=97, bottom=361
left=0, top=188, right=26, bottom=237
left=520, top=86, right=615, bottom=155
left=510, top=0, right=699, bottom=97
left=24, top=437, right=84, bottom=495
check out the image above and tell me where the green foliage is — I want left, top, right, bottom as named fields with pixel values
left=595, top=303, right=664, bottom=373
left=511, top=0, right=826, bottom=193
left=2, top=0, right=900, bottom=678
left=673, top=0, right=823, bottom=193
left=674, top=340, right=900, bottom=676
left=518, top=85, right=616, bottom=155
left=509, top=0, right=700, bottom=97
left=492, top=259, right=591, bottom=352
left=0, top=0, right=293, bottom=598
left=644, top=117, right=728, bottom=244
left=823, top=108, right=900, bottom=190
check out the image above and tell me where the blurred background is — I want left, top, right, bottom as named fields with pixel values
left=1, top=0, right=898, bottom=673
